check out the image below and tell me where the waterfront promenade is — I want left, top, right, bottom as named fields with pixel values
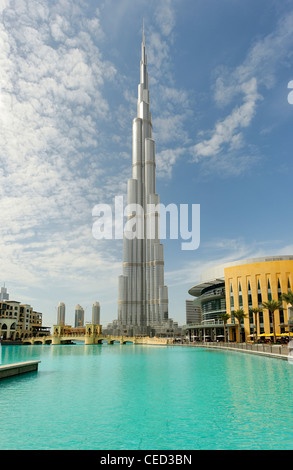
left=173, top=341, right=290, bottom=360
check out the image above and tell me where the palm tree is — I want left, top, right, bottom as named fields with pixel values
left=233, top=309, right=247, bottom=343
left=262, top=299, right=282, bottom=344
left=281, top=291, right=293, bottom=304
left=281, top=292, right=293, bottom=336
left=249, top=307, right=262, bottom=343
left=219, top=313, right=231, bottom=342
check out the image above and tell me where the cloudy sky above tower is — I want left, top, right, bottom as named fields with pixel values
left=1, top=0, right=293, bottom=328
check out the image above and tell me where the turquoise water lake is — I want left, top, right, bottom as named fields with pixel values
left=0, top=343, right=292, bottom=450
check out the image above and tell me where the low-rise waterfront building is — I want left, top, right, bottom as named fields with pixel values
left=0, top=299, right=50, bottom=341
left=185, top=256, right=293, bottom=342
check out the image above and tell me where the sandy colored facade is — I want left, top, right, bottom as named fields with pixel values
left=187, top=256, right=293, bottom=342
left=225, top=258, right=293, bottom=341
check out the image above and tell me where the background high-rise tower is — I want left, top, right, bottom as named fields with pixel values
left=0, top=284, right=9, bottom=301
left=74, top=304, right=84, bottom=327
left=92, top=302, right=100, bottom=324
left=117, top=27, right=169, bottom=335
left=57, top=302, right=65, bottom=325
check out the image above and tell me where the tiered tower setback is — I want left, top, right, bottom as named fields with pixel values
left=117, top=28, right=168, bottom=334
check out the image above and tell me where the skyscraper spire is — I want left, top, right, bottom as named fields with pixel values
left=116, top=27, right=169, bottom=336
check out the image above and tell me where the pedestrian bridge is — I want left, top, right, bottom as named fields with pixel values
left=23, top=334, right=138, bottom=345
left=22, top=323, right=170, bottom=346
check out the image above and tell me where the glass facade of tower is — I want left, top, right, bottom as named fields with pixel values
left=200, top=283, right=226, bottom=322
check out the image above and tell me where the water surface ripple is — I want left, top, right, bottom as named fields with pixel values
left=0, top=344, right=292, bottom=450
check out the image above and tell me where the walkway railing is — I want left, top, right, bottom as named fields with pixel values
left=176, top=341, right=289, bottom=359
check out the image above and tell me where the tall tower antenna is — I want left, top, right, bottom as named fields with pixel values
left=116, top=27, right=169, bottom=336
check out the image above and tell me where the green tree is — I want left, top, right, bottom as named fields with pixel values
left=281, top=291, right=293, bottom=305
left=219, top=313, right=231, bottom=342
left=262, top=299, right=282, bottom=343
left=249, top=307, right=262, bottom=343
left=234, top=309, right=247, bottom=343
left=281, top=292, right=293, bottom=336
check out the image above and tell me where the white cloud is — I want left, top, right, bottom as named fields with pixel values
left=214, top=11, right=293, bottom=107
left=147, top=0, right=177, bottom=81
left=191, top=11, right=293, bottom=174
left=2, top=0, right=291, bottom=328
left=147, top=31, right=170, bottom=81
left=154, top=0, right=176, bottom=38
left=154, top=112, right=190, bottom=145
left=156, top=148, right=185, bottom=179
left=192, top=77, right=261, bottom=159
left=166, top=236, right=291, bottom=291
left=0, top=0, right=120, bottom=298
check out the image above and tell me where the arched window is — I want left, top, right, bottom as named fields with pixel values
left=230, top=283, right=234, bottom=310
left=267, top=278, right=272, bottom=301
left=277, top=278, right=282, bottom=300
left=257, top=279, right=262, bottom=305
left=247, top=280, right=252, bottom=306
left=238, top=281, right=243, bottom=308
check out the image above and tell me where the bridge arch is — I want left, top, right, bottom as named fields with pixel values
left=23, top=339, right=32, bottom=345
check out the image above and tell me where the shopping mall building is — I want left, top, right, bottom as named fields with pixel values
left=185, top=256, right=293, bottom=342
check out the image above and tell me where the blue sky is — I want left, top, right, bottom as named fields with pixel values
left=1, top=0, right=293, bottom=329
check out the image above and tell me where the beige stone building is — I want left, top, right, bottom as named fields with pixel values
left=0, top=300, right=49, bottom=341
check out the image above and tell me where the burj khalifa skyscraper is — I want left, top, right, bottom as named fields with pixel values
left=117, top=27, right=169, bottom=335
